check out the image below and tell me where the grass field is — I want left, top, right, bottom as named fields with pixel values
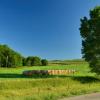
left=0, top=63, right=100, bottom=100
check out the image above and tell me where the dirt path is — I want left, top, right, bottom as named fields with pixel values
left=60, top=93, right=100, bottom=100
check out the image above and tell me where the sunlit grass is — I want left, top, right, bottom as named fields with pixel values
left=0, top=63, right=99, bottom=100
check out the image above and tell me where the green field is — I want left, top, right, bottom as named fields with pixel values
left=0, top=63, right=100, bottom=100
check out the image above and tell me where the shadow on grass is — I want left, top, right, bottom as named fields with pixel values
left=71, top=76, right=100, bottom=83
left=0, top=73, right=61, bottom=79
left=0, top=73, right=99, bottom=83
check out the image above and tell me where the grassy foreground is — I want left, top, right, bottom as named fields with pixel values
left=0, top=64, right=100, bottom=100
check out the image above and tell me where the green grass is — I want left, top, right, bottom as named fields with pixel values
left=0, top=63, right=89, bottom=74
left=0, top=63, right=100, bottom=100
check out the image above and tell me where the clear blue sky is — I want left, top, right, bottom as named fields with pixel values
left=0, top=0, right=100, bottom=60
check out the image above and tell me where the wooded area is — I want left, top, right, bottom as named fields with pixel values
left=0, top=44, right=48, bottom=67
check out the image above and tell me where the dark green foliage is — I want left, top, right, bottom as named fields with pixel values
left=80, top=6, right=100, bottom=74
left=25, top=56, right=33, bottom=66
left=22, top=57, right=26, bottom=66
left=41, top=59, right=48, bottom=66
left=0, top=44, right=22, bottom=67
left=32, top=56, right=42, bottom=66
left=25, top=56, right=42, bottom=66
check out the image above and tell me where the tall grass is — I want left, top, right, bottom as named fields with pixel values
left=0, top=63, right=99, bottom=100
left=0, top=77, right=100, bottom=100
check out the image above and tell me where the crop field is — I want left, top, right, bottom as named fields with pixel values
left=0, top=62, right=100, bottom=100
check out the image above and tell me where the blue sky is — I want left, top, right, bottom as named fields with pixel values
left=0, top=0, right=100, bottom=60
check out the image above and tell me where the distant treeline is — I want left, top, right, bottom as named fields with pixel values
left=0, top=44, right=48, bottom=68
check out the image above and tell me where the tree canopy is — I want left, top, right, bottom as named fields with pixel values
left=25, top=56, right=42, bottom=66
left=0, top=44, right=22, bottom=67
left=80, top=6, right=100, bottom=74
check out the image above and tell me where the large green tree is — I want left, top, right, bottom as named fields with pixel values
left=80, top=6, right=100, bottom=74
left=0, top=44, right=23, bottom=67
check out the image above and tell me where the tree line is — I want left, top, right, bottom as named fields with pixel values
left=0, top=44, right=48, bottom=68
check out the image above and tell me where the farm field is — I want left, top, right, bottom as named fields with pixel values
left=0, top=62, right=100, bottom=100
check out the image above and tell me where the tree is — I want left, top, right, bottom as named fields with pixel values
left=79, top=6, right=100, bottom=74
left=25, top=56, right=42, bottom=66
left=0, top=44, right=23, bottom=67
left=22, top=57, right=27, bottom=66
left=24, top=56, right=32, bottom=66
left=41, top=59, right=48, bottom=66
left=31, top=56, right=42, bottom=66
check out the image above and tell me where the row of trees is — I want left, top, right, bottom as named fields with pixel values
left=23, top=56, right=48, bottom=66
left=0, top=44, right=48, bottom=68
